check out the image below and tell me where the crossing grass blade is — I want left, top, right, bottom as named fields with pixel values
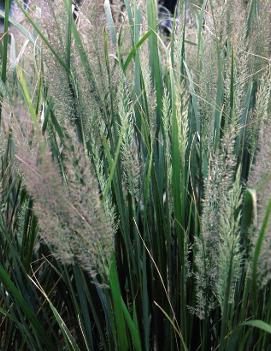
left=243, top=320, right=271, bottom=334
left=0, top=265, right=55, bottom=350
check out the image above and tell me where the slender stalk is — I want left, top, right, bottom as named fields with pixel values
left=0, top=0, right=11, bottom=127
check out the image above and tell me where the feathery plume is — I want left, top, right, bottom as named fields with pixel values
left=194, top=126, right=241, bottom=318
left=14, top=124, right=115, bottom=277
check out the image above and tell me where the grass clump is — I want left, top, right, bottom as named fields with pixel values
left=0, top=0, right=271, bottom=350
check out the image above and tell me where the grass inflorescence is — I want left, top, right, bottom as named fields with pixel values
left=0, top=0, right=270, bottom=350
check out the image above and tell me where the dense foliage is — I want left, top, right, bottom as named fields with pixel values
left=0, top=0, right=270, bottom=350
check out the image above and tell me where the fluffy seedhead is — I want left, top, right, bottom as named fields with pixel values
left=14, top=122, right=115, bottom=277
left=248, top=69, right=271, bottom=287
left=119, top=87, right=141, bottom=199
left=194, top=126, right=242, bottom=318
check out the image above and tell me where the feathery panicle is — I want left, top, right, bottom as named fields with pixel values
left=40, top=0, right=114, bottom=148
left=247, top=69, right=271, bottom=164
left=176, top=83, right=189, bottom=163
left=249, top=70, right=271, bottom=286
left=194, top=126, right=239, bottom=318
left=161, top=90, right=174, bottom=222
left=216, top=170, right=242, bottom=309
left=121, top=109, right=141, bottom=199
left=247, top=0, right=270, bottom=74
left=162, top=89, right=172, bottom=177
left=140, top=47, right=157, bottom=139
left=118, top=82, right=140, bottom=198
left=14, top=122, right=115, bottom=277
